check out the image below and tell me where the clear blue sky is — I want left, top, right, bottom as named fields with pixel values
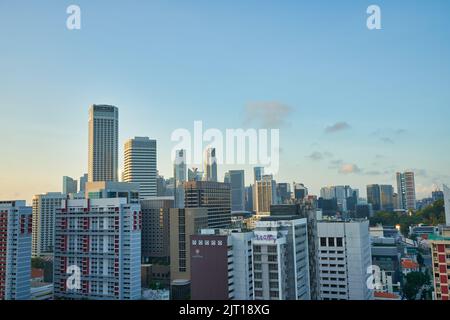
left=1, top=0, right=449, bottom=203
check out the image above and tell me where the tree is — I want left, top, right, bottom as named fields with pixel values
left=402, top=271, right=430, bottom=300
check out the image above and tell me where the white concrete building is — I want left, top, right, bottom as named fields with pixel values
left=53, top=198, right=141, bottom=300
left=317, top=220, right=373, bottom=300
left=0, top=200, right=32, bottom=300
left=32, top=192, right=66, bottom=257
left=123, top=137, right=157, bottom=199
left=252, top=218, right=310, bottom=300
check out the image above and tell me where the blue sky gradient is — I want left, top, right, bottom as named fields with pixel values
left=1, top=0, right=449, bottom=202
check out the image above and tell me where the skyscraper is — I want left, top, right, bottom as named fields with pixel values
left=123, top=137, right=157, bottom=199
left=79, top=173, right=88, bottom=193
left=0, top=201, right=32, bottom=300
left=227, top=170, right=245, bottom=212
left=396, top=172, right=416, bottom=211
left=293, top=183, right=308, bottom=201
left=141, top=197, right=173, bottom=263
left=254, top=175, right=277, bottom=216
left=277, top=183, right=291, bottom=204
left=174, top=150, right=187, bottom=208
left=253, top=167, right=264, bottom=182
left=54, top=198, right=141, bottom=300
left=184, top=181, right=231, bottom=228
left=204, top=147, right=217, bottom=182
left=88, top=104, right=119, bottom=182
left=380, top=185, right=394, bottom=212
left=366, top=184, right=382, bottom=211
left=32, top=192, right=66, bottom=257
left=444, top=184, right=450, bottom=226
left=62, top=176, right=78, bottom=194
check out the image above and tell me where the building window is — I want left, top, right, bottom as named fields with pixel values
left=320, top=237, right=327, bottom=247
left=328, top=238, right=335, bottom=247
left=336, top=237, right=343, bottom=247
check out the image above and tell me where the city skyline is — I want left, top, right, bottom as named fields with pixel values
left=1, top=1, right=450, bottom=202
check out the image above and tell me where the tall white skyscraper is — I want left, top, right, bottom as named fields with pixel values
left=444, top=184, right=450, bottom=226
left=174, top=150, right=187, bottom=208
left=88, top=104, right=119, bottom=182
left=123, top=137, right=157, bottom=199
left=396, top=172, right=416, bottom=211
left=317, top=220, right=373, bottom=300
left=32, top=192, right=66, bottom=257
left=0, top=200, right=32, bottom=300
left=204, top=147, right=217, bottom=182
left=54, top=198, right=141, bottom=300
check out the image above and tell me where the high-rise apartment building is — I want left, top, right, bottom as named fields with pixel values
left=169, top=208, right=208, bottom=283
left=227, top=170, right=245, bottom=212
left=0, top=201, right=32, bottom=300
left=62, top=176, right=78, bottom=194
left=88, top=104, right=119, bottom=182
left=396, top=172, right=416, bottom=211
left=190, top=229, right=254, bottom=300
left=123, top=137, right=157, bottom=199
left=79, top=173, right=88, bottom=193
left=253, top=175, right=276, bottom=216
left=32, top=192, right=66, bottom=257
left=184, top=181, right=231, bottom=228
left=429, top=228, right=450, bottom=300
left=269, top=203, right=320, bottom=300
left=141, top=197, right=173, bottom=263
left=54, top=198, right=141, bottom=300
left=252, top=218, right=310, bottom=300
left=204, top=147, right=217, bottom=182
left=317, top=220, right=373, bottom=300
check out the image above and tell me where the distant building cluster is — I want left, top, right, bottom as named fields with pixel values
left=1, top=104, right=449, bottom=301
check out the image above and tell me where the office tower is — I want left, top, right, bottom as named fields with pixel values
left=277, top=183, right=291, bottom=204
left=396, top=172, right=416, bottom=211
left=252, top=218, right=310, bottom=300
left=156, top=173, right=166, bottom=196
left=174, top=150, right=187, bottom=208
left=269, top=204, right=319, bottom=300
left=320, top=186, right=353, bottom=213
left=169, top=208, right=208, bottom=283
left=88, top=104, right=119, bottom=182
left=204, top=147, right=217, bottom=182
left=432, top=190, right=444, bottom=202
left=184, top=181, right=231, bottom=228
left=380, top=185, right=394, bottom=212
left=54, top=198, right=141, bottom=300
left=245, top=185, right=254, bottom=212
left=366, top=184, right=381, bottom=211
left=62, top=176, right=78, bottom=194
left=444, top=185, right=450, bottom=226
left=140, top=197, right=173, bottom=263
left=293, top=183, right=308, bottom=201
left=79, top=173, right=88, bottom=193
left=429, top=228, right=450, bottom=300
left=227, top=170, right=245, bottom=212
left=253, top=167, right=264, bottom=182
left=317, top=220, right=373, bottom=300
left=85, top=181, right=139, bottom=204
left=190, top=229, right=254, bottom=300
left=254, top=175, right=277, bottom=216
left=123, top=137, right=157, bottom=199
left=32, top=192, right=66, bottom=257
left=0, top=201, right=32, bottom=300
